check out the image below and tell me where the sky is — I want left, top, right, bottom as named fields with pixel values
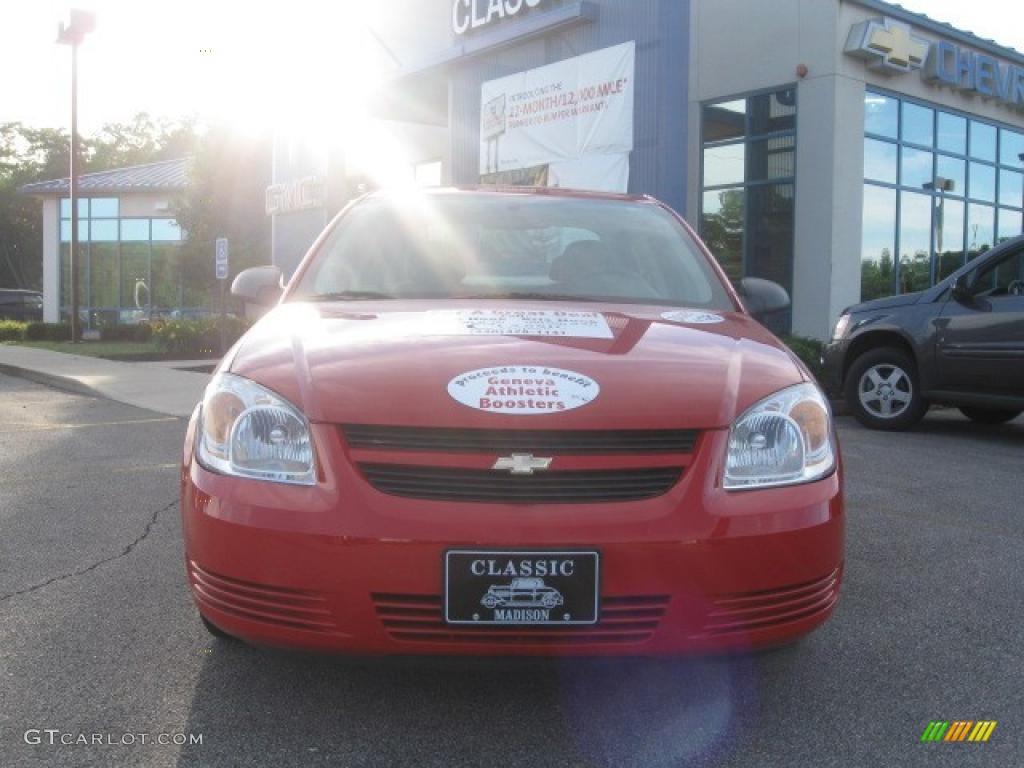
left=1, top=0, right=1022, bottom=136
left=0, top=0, right=401, bottom=135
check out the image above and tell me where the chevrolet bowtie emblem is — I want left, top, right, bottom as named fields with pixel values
left=492, top=454, right=553, bottom=476
left=846, top=17, right=930, bottom=74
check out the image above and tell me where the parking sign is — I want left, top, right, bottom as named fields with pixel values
left=215, top=238, right=229, bottom=280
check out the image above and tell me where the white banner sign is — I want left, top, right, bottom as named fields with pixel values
left=479, top=41, right=635, bottom=192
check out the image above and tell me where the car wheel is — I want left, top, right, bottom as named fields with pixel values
left=844, top=347, right=928, bottom=431
left=482, top=596, right=499, bottom=609
left=959, top=407, right=1022, bottom=425
left=200, top=614, right=237, bottom=641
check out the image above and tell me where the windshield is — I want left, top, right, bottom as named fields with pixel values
left=291, top=194, right=735, bottom=309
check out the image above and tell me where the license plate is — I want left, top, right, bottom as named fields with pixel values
left=444, top=550, right=599, bottom=625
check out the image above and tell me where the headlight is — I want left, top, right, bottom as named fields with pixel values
left=724, top=382, right=836, bottom=490
left=196, top=373, right=316, bottom=485
left=831, top=313, right=852, bottom=341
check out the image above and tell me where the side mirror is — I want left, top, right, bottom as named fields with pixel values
left=739, top=277, right=791, bottom=320
left=231, top=266, right=284, bottom=320
left=951, top=273, right=975, bottom=304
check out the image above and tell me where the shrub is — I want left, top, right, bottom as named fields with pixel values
left=781, top=334, right=825, bottom=381
left=99, top=322, right=153, bottom=343
left=24, top=322, right=72, bottom=341
left=151, top=316, right=250, bottom=356
left=0, top=320, right=28, bottom=342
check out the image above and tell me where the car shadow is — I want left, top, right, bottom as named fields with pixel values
left=837, top=410, right=1024, bottom=449
left=174, top=635, right=767, bottom=768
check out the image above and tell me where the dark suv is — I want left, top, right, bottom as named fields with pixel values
left=0, top=289, right=43, bottom=322
left=823, top=235, right=1024, bottom=431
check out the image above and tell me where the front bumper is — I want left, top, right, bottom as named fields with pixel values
left=821, top=339, right=850, bottom=398
left=181, top=418, right=844, bottom=656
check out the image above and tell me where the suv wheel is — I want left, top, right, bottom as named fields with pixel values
left=844, top=347, right=928, bottom=431
left=959, top=407, right=1022, bottom=425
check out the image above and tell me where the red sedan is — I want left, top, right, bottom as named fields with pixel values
left=181, top=188, right=843, bottom=655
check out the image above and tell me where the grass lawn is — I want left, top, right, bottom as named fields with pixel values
left=4, top=339, right=177, bottom=361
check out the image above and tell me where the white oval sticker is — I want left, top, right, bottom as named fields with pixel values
left=447, top=366, right=599, bottom=415
left=661, top=310, right=725, bottom=325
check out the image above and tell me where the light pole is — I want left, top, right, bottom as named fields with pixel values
left=57, top=9, right=95, bottom=342
left=923, top=176, right=954, bottom=282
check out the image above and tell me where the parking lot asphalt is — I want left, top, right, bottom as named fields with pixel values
left=0, top=370, right=1021, bottom=768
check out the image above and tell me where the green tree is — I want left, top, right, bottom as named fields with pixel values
left=172, top=125, right=272, bottom=310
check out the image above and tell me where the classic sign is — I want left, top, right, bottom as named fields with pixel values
left=452, top=0, right=546, bottom=36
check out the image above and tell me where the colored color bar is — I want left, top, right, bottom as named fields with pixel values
left=921, top=722, right=939, bottom=741
left=980, top=721, right=997, bottom=742
left=944, top=721, right=963, bottom=741
left=930, top=721, right=950, bottom=742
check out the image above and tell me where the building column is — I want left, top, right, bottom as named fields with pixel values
left=791, top=74, right=865, bottom=340
left=42, top=198, right=59, bottom=323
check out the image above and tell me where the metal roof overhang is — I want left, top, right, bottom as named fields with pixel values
left=372, top=1, right=599, bottom=126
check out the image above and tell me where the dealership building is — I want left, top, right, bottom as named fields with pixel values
left=317, top=0, right=1024, bottom=338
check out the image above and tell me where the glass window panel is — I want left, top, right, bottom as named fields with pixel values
left=747, top=136, right=794, bottom=183
left=151, top=218, right=183, bottom=241
left=864, top=139, right=897, bottom=184
left=1000, top=129, right=1024, bottom=167
left=899, top=192, right=932, bottom=293
left=967, top=204, right=995, bottom=259
left=150, top=243, right=181, bottom=309
left=970, top=121, right=997, bottom=161
left=936, top=112, right=967, bottom=155
left=749, top=89, right=796, bottom=136
left=703, top=143, right=746, bottom=188
left=60, top=198, right=88, bottom=219
left=901, top=147, right=934, bottom=190
left=89, top=198, right=119, bottom=218
left=120, top=219, right=150, bottom=241
left=901, top=102, right=934, bottom=147
left=969, top=162, right=996, bottom=203
left=746, top=184, right=794, bottom=296
left=936, top=198, right=965, bottom=281
left=999, top=169, right=1023, bottom=208
left=120, top=242, right=151, bottom=312
left=89, top=219, right=118, bottom=242
left=60, top=220, right=88, bottom=242
left=998, top=208, right=1023, bottom=242
left=701, top=188, right=744, bottom=284
left=864, top=92, right=898, bottom=139
left=702, top=100, right=746, bottom=143
left=87, top=242, right=119, bottom=310
left=935, top=154, right=965, bottom=197
left=861, top=184, right=897, bottom=300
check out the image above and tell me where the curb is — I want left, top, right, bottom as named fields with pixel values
left=0, top=363, right=107, bottom=401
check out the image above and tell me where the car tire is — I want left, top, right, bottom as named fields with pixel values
left=200, top=614, right=237, bottom=641
left=959, top=407, right=1022, bottom=425
left=844, top=347, right=928, bottom=431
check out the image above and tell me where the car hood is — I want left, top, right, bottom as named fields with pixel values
left=225, top=301, right=807, bottom=430
left=848, top=291, right=925, bottom=314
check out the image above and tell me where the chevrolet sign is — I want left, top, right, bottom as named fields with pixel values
left=846, top=17, right=1024, bottom=111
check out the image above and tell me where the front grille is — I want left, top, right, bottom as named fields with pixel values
left=343, top=425, right=699, bottom=454
left=372, top=593, right=669, bottom=645
left=188, top=561, right=337, bottom=633
left=701, top=567, right=842, bottom=637
left=359, top=464, right=683, bottom=503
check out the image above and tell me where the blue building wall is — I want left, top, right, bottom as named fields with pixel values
left=447, top=0, right=690, bottom=214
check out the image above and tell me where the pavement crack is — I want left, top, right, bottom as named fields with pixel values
left=0, top=497, right=177, bottom=603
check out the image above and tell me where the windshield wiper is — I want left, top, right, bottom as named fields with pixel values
left=304, top=291, right=396, bottom=301
left=458, top=292, right=603, bottom=303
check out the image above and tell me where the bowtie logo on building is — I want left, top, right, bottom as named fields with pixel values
left=846, top=17, right=930, bottom=74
